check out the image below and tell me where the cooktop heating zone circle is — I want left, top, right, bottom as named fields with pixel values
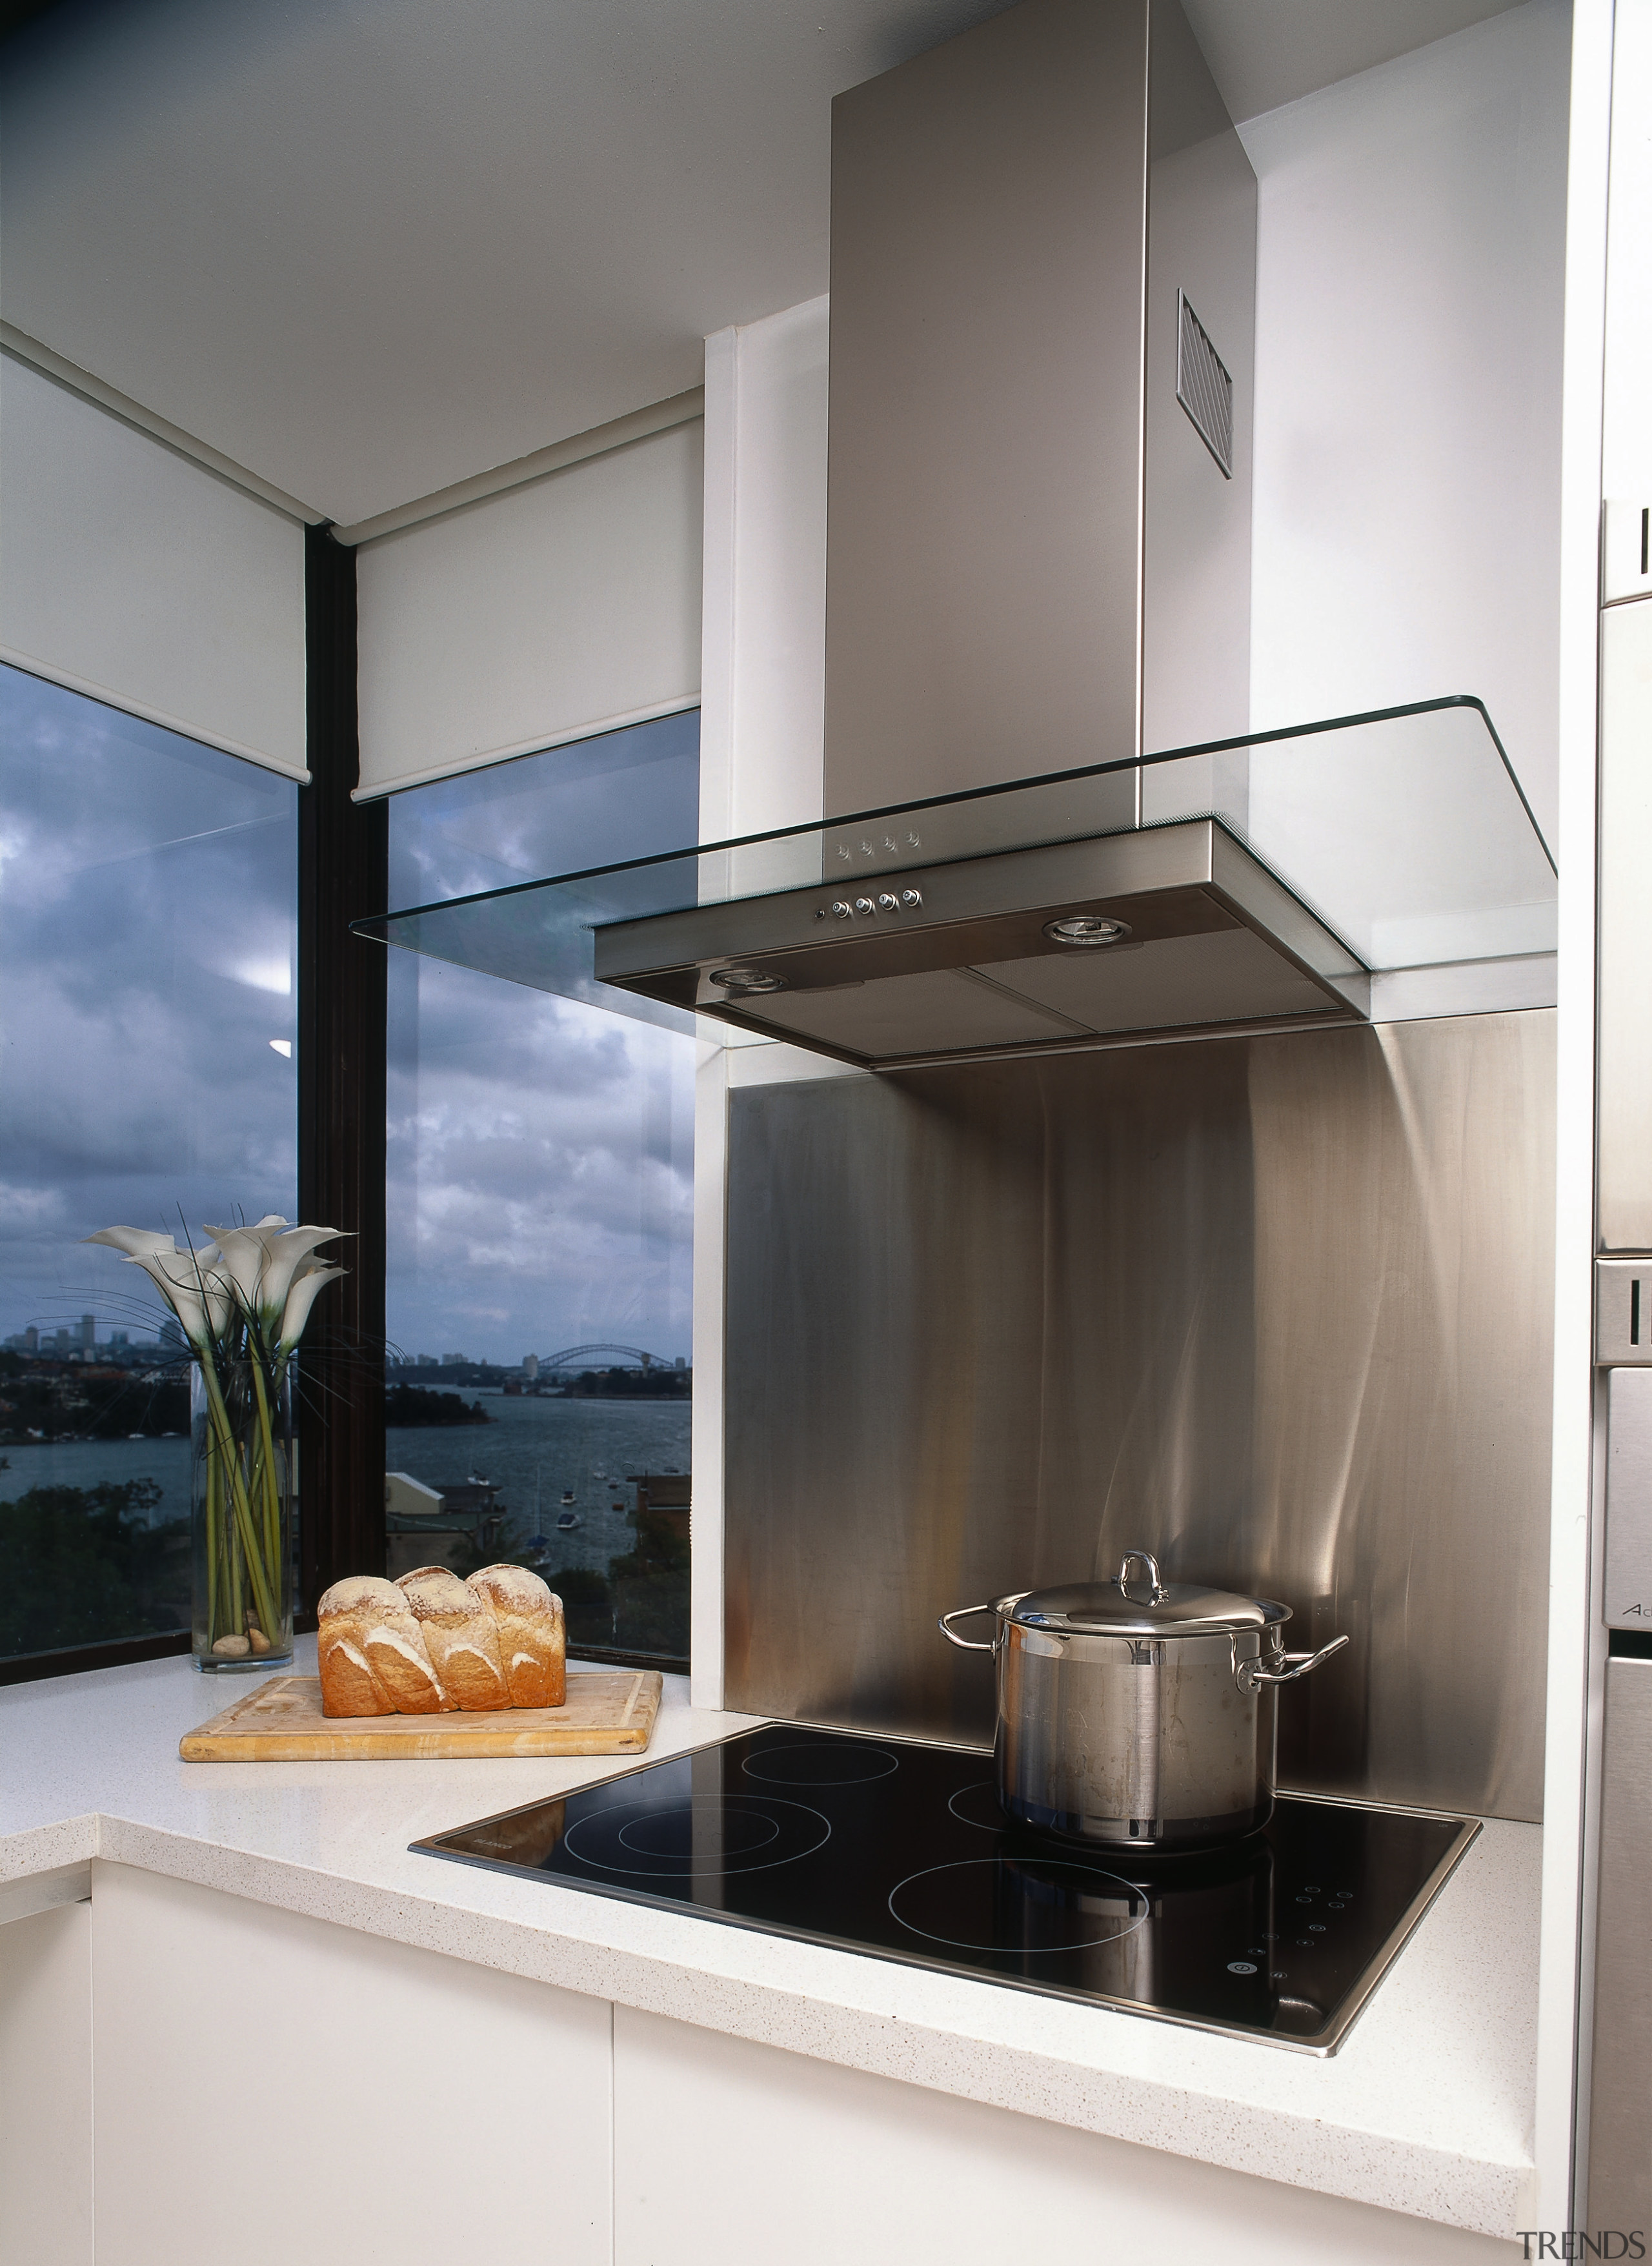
left=741, top=1741, right=901, bottom=1787
left=889, top=1858, right=1151, bottom=1954
left=618, top=1806, right=780, bottom=1859
left=563, top=1794, right=831, bottom=1879
left=947, top=1781, right=1009, bottom=1833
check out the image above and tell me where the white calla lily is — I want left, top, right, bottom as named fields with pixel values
left=203, top=1219, right=349, bottom=1333
left=199, top=1220, right=278, bottom=1310
left=128, top=1243, right=236, bottom=1348
left=277, top=1262, right=348, bottom=1350
left=83, top=1226, right=183, bottom=1259
left=88, top=1215, right=347, bottom=1359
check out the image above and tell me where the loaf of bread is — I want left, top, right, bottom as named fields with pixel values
left=320, top=1574, right=453, bottom=1715
left=398, top=1564, right=511, bottom=1710
left=317, top=1564, right=565, bottom=1717
left=469, top=1562, right=567, bottom=1707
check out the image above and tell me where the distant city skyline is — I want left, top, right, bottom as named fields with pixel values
left=3, top=1310, right=188, bottom=1357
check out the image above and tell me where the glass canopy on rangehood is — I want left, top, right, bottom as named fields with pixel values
left=354, top=696, right=1556, bottom=1071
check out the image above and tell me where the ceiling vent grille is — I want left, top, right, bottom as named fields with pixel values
left=1176, top=291, right=1234, bottom=479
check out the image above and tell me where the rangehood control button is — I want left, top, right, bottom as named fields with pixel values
left=854, top=897, right=876, bottom=915
left=902, top=889, right=923, bottom=908
left=877, top=893, right=898, bottom=911
left=829, top=901, right=852, bottom=918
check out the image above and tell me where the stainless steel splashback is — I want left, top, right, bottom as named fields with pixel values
left=723, top=1010, right=1554, bottom=1821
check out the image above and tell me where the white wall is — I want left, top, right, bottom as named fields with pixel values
left=354, top=413, right=705, bottom=796
left=1241, top=0, right=1571, bottom=852
left=0, top=353, right=308, bottom=779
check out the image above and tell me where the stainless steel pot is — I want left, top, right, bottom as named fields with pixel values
left=940, top=1550, right=1347, bottom=1853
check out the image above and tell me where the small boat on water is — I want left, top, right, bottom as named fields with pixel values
left=560, top=1490, right=576, bottom=1506
left=556, top=1510, right=580, bottom=1534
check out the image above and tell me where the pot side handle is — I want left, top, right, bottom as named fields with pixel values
left=1238, top=1633, right=1350, bottom=1691
left=938, top=1604, right=996, bottom=1654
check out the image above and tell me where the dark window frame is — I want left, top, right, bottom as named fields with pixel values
left=1, top=527, right=383, bottom=1681
left=295, top=523, right=388, bottom=1622
left=7, top=526, right=686, bottom=1679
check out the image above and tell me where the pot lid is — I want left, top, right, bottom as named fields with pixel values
left=1005, top=1551, right=1289, bottom=1638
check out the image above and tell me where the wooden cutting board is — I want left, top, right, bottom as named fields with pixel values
left=179, top=1670, right=661, bottom=1761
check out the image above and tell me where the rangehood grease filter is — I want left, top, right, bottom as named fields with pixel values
left=594, top=825, right=1367, bottom=1069
left=593, top=0, right=1353, bottom=1066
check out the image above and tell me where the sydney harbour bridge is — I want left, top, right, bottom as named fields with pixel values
left=536, top=1344, right=682, bottom=1373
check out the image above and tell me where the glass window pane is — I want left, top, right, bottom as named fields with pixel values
left=385, top=713, right=698, bottom=1668
left=0, top=663, right=298, bottom=1664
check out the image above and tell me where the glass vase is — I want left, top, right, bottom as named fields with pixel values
left=190, top=1359, right=294, bottom=1670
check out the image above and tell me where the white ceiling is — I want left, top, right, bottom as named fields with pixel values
left=1182, top=0, right=1526, bottom=124
left=0, top=0, right=1526, bottom=528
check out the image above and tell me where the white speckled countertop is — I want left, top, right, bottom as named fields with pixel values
left=0, top=1640, right=1536, bottom=2240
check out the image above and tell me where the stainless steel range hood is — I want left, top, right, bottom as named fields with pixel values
left=593, top=818, right=1365, bottom=1069
left=354, top=5, right=1558, bottom=1056
left=581, top=0, right=1283, bottom=1069
left=356, top=697, right=1558, bottom=1067
left=820, top=0, right=1256, bottom=813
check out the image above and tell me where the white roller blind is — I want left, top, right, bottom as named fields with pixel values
left=0, top=353, right=308, bottom=779
left=354, top=418, right=703, bottom=798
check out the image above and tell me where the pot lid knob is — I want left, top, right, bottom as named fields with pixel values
left=1117, top=1549, right=1166, bottom=1606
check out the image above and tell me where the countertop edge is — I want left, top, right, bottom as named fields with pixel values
left=82, top=1810, right=1533, bottom=2240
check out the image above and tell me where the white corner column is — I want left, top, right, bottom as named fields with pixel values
left=691, top=298, right=831, bottom=1710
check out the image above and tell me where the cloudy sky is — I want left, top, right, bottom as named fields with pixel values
left=1, top=667, right=698, bottom=1367
left=377, top=711, right=699, bottom=1370
left=0, top=663, right=297, bottom=1346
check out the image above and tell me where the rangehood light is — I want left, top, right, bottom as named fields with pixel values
left=709, top=967, right=788, bottom=995
left=1043, top=916, right=1132, bottom=947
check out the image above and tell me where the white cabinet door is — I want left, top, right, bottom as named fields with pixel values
left=91, top=1862, right=612, bottom=2266
left=612, top=2003, right=1511, bottom=2266
left=0, top=1901, right=93, bottom=2266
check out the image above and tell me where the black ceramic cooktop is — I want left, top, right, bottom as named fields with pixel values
left=414, top=1724, right=1477, bottom=2054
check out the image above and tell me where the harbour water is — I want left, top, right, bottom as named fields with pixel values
left=0, top=1393, right=690, bottom=1580
left=0, top=1432, right=192, bottom=1516
left=387, top=1391, right=691, bottom=1577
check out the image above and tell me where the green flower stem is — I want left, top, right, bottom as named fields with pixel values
left=204, top=1444, right=220, bottom=1639
left=249, top=1356, right=281, bottom=1615
left=198, top=1359, right=279, bottom=1647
